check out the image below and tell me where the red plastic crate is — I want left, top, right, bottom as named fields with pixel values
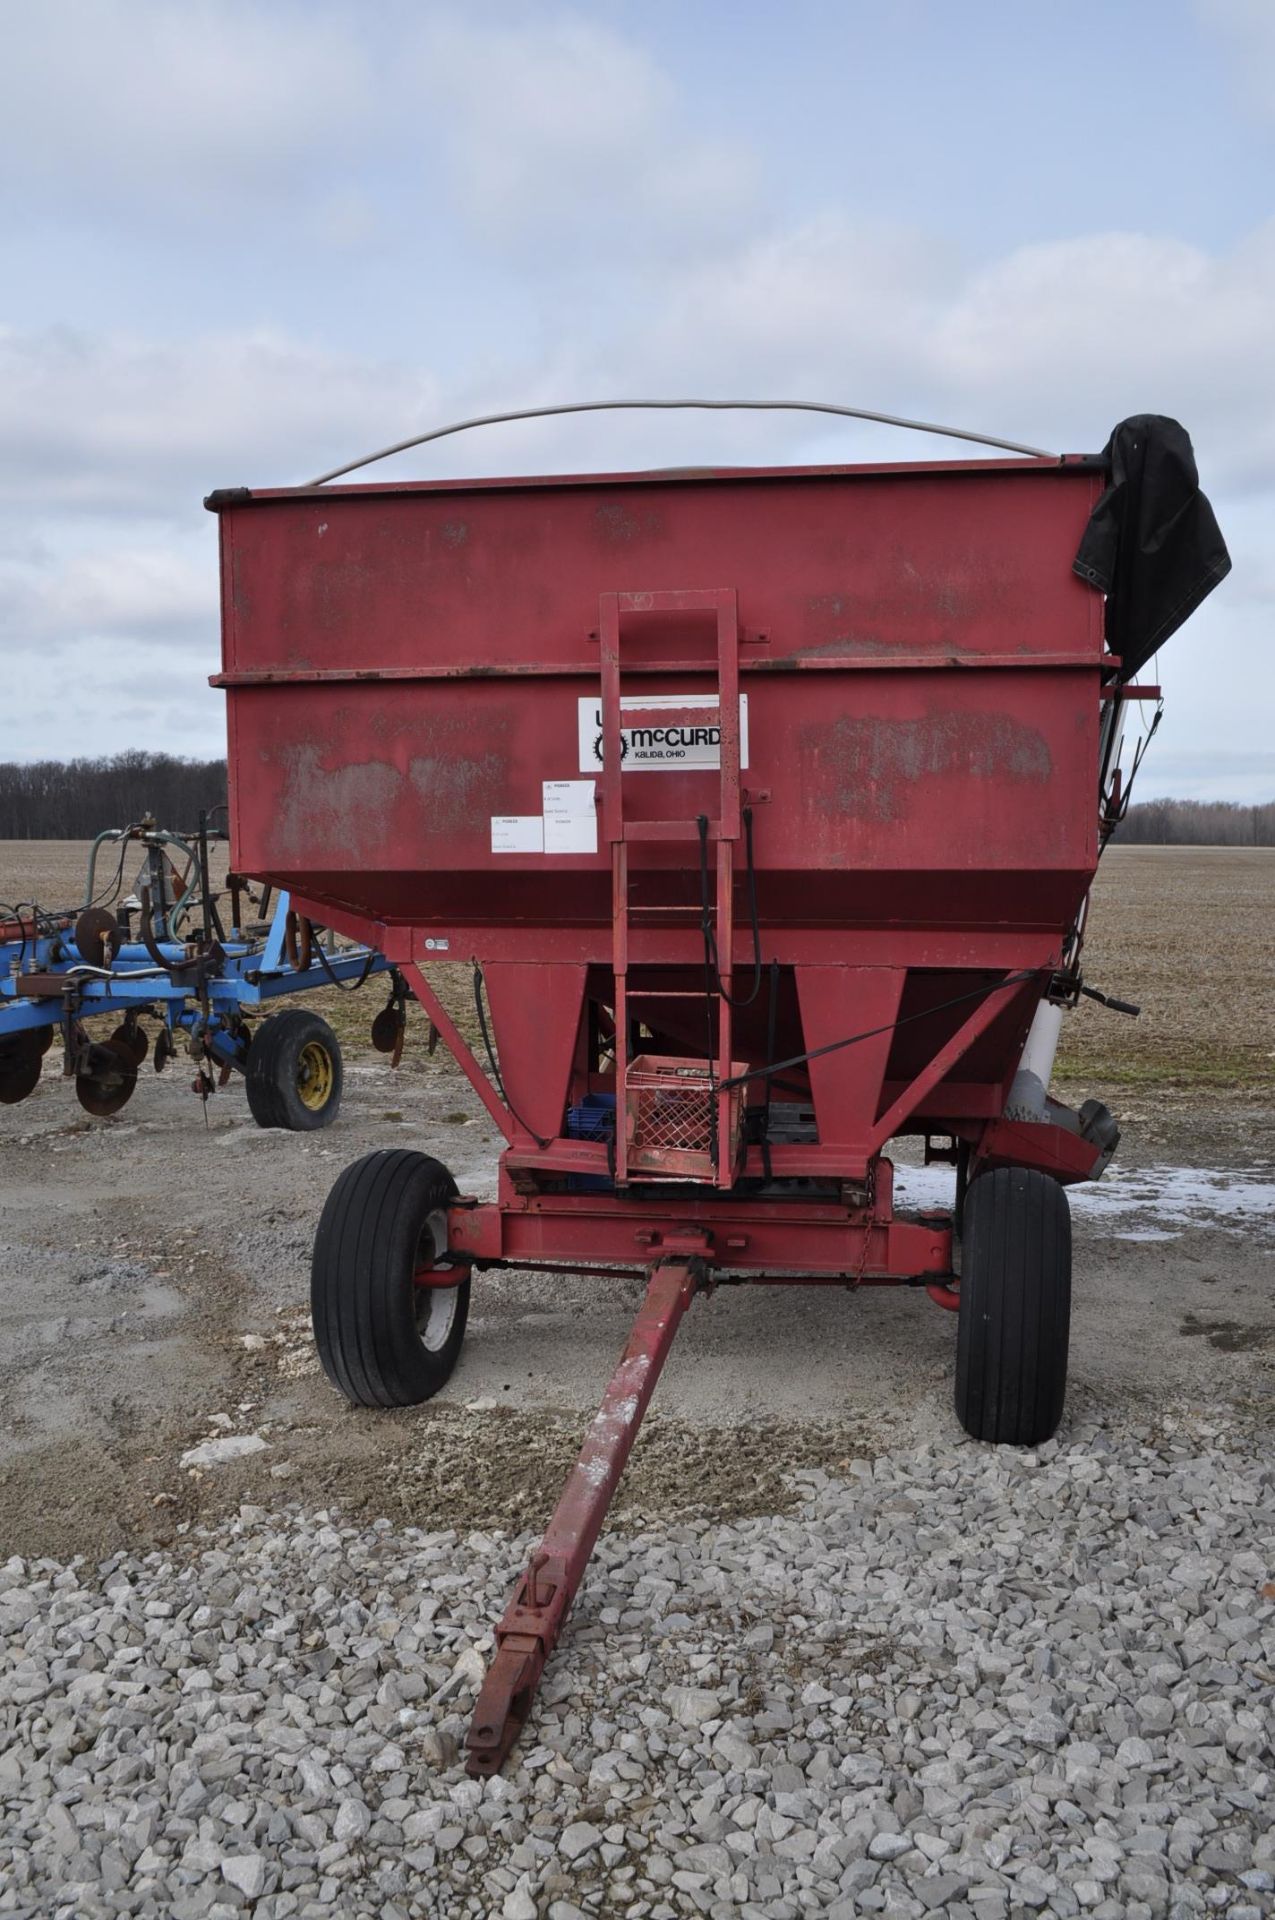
left=624, top=1053, right=746, bottom=1183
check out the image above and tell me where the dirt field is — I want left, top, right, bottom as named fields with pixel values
left=0, top=843, right=1271, bottom=1566
left=1056, top=845, right=1275, bottom=1098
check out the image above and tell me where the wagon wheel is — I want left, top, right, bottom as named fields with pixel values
left=76, top=1037, right=138, bottom=1117
left=0, top=1030, right=46, bottom=1105
left=74, top=906, right=122, bottom=970
left=955, top=1167, right=1071, bottom=1445
left=311, top=1150, right=468, bottom=1407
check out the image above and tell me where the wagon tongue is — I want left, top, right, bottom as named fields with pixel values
left=465, top=1257, right=705, bottom=1776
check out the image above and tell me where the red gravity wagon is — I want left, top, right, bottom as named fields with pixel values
left=208, top=405, right=1228, bottom=1772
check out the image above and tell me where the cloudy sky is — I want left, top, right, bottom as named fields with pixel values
left=2, top=0, right=1271, bottom=797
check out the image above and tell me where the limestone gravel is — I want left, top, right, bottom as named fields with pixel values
left=1, top=1419, right=1272, bottom=1920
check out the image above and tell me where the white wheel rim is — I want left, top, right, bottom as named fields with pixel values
left=415, top=1207, right=459, bottom=1353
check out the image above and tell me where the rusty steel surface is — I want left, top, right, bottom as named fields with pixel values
left=13, top=974, right=72, bottom=998
left=74, top=906, right=122, bottom=971
left=214, top=461, right=1102, bottom=931
left=464, top=1256, right=702, bottom=1776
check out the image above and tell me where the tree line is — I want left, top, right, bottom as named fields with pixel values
left=0, top=753, right=228, bottom=840
left=0, top=752, right=1269, bottom=847
left=1113, top=798, right=1275, bottom=845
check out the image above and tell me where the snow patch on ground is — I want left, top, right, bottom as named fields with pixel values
left=893, top=1162, right=1275, bottom=1242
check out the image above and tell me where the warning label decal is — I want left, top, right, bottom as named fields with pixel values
left=578, top=695, right=749, bottom=773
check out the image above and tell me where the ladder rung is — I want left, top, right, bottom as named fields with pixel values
left=622, top=820, right=722, bottom=843
left=598, top=657, right=734, bottom=674
left=626, top=990, right=704, bottom=1000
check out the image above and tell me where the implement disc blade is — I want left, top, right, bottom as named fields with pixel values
left=0, top=1032, right=45, bottom=1104
left=110, top=1023, right=149, bottom=1068
left=74, top=906, right=121, bottom=970
left=76, top=1038, right=138, bottom=1117
left=371, top=1005, right=402, bottom=1053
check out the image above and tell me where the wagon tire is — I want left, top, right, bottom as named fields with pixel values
left=955, top=1166, right=1071, bottom=1446
left=311, top=1149, right=469, bottom=1408
left=245, top=1009, right=342, bottom=1130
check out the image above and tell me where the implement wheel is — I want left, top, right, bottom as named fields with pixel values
left=311, top=1149, right=469, bottom=1408
left=245, top=1009, right=342, bottom=1130
left=955, top=1167, right=1071, bottom=1446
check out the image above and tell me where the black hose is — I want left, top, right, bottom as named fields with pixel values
left=313, top=935, right=378, bottom=993
left=758, top=957, right=780, bottom=1184
left=697, top=809, right=763, bottom=1011
left=472, top=964, right=551, bottom=1149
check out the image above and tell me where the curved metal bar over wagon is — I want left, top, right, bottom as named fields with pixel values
left=207, top=410, right=1228, bottom=1772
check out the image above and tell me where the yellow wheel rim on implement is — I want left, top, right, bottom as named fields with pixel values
left=297, top=1040, right=334, bottom=1112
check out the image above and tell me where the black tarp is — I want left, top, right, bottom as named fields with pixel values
left=1073, top=415, right=1230, bottom=682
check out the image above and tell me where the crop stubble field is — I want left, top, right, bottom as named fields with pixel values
left=1054, top=846, right=1275, bottom=1099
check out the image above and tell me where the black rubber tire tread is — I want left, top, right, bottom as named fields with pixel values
left=245, top=1009, right=342, bottom=1131
left=311, top=1148, right=469, bottom=1408
left=955, top=1166, right=1071, bottom=1446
